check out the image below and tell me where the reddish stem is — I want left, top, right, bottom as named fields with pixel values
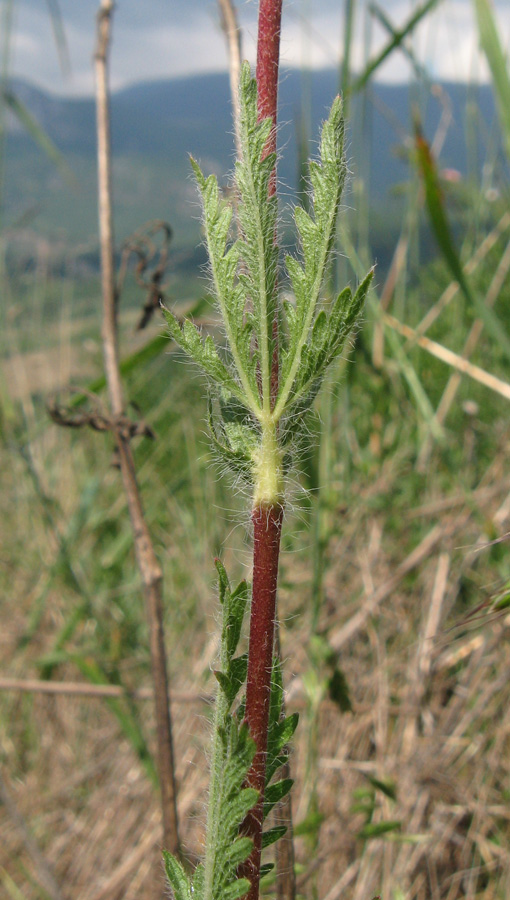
left=257, top=0, right=282, bottom=407
left=239, top=6, right=284, bottom=899
left=240, top=502, right=284, bottom=899
left=256, top=0, right=283, bottom=195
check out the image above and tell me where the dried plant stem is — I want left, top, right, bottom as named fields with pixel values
left=217, top=0, right=243, bottom=159
left=382, top=312, right=510, bottom=402
left=0, top=677, right=211, bottom=703
left=417, top=235, right=510, bottom=468
left=94, top=0, right=180, bottom=858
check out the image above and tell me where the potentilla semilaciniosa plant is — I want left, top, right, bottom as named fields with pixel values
left=162, top=56, right=373, bottom=900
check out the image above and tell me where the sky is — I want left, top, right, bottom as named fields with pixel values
left=8, top=0, right=510, bottom=97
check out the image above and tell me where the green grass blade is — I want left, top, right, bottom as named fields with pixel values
left=370, top=3, right=430, bottom=82
left=0, top=870, right=27, bottom=900
left=415, top=123, right=510, bottom=361
left=44, top=0, right=71, bottom=78
left=340, top=0, right=356, bottom=119
left=69, top=334, right=168, bottom=407
left=474, top=0, right=510, bottom=160
left=357, top=820, right=402, bottom=839
left=351, top=0, right=440, bottom=91
left=338, top=221, right=444, bottom=439
left=1, top=88, right=76, bottom=186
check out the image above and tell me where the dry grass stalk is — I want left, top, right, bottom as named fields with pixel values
left=382, top=311, right=510, bottom=402
left=329, top=523, right=443, bottom=652
left=0, top=677, right=212, bottom=703
left=2, top=446, right=510, bottom=897
left=417, top=235, right=510, bottom=467
left=217, top=0, right=243, bottom=159
left=401, top=551, right=450, bottom=757
left=94, top=0, right=180, bottom=857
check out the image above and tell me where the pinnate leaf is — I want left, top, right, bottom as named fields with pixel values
left=163, top=852, right=192, bottom=900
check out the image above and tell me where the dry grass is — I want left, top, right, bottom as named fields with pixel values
left=1, top=405, right=510, bottom=899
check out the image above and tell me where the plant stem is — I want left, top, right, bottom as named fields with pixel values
left=255, top=0, right=283, bottom=166
left=239, top=5, right=290, bottom=899
left=217, top=0, right=243, bottom=160
left=256, top=0, right=282, bottom=405
left=240, top=501, right=283, bottom=900
left=94, top=0, right=180, bottom=859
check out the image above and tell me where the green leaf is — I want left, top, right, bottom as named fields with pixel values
left=163, top=852, right=192, bottom=900
left=192, top=864, right=205, bottom=900
left=224, top=582, right=249, bottom=660
left=366, top=775, right=397, bottom=801
left=161, top=306, right=247, bottom=402
left=474, top=0, right=510, bottom=160
left=357, top=820, right=402, bottom=840
left=223, top=836, right=253, bottom=868
left=214, top=654, right=248, bottom=708
left=263, top=778, right=294, bottom=817
left=207, top=396, right=254, bottom=483
left=493, top=584, right=510, bottom=611
left=215, top=558, right=231, bottom=606
left=222, top=879, right=251, bottom=900
left=281, top=271, right=373, bottom=418
left=272, top=713, right=299, bottom=754
left=204, top=622, right=257, bottom=900
left=261, top=825, right=287, bottom=849
left=351, top=0, right=440, bottom=91
left=190, top=154, right=260, bottom=413
left=328, top=667, right=353, bottom=713
left=1, top=88, right=76, bottom=186
left=276, top=95, right=351, bottom=420
left=259, top=863, right=275, bottom=878
left=215, top=559, right=249, bottom=662
left=234, top=62, right=279, bottom=411
left=68, top=298, right=211, bottom=409
left=414, top=125, right=510, bottom=361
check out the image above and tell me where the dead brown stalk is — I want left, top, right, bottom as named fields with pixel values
left=217, top=0, right=243, bottom=159
left=94, top=0, right=180, bottom=858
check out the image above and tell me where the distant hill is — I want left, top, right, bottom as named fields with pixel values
left=4, top=70, right=501, bottom=273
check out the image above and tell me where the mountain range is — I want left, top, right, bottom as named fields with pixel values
left=4, top=69, right=501, bottom=275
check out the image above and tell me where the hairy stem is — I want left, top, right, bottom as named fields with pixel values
left=239, top=4, right=294, bottom=899
left=240, top=502, right=283, bottom=900
left=256, top=0, right=283, bottom=183
left=94, top=0, right=180, bottom=858
left=256, top=0, right=283, bottom=410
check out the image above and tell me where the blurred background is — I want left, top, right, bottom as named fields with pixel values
left=1, top=1, right=510, bottom=898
